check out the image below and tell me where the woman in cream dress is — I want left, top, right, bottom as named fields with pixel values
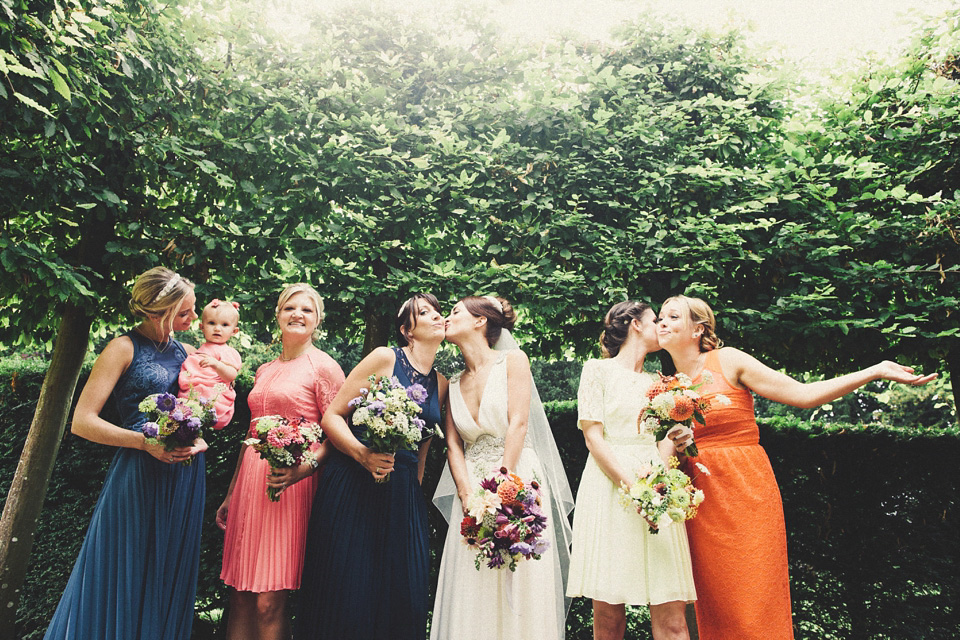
left=431, top=296, right=573, bottom=640
left=566, top=301, right=696, bottom=640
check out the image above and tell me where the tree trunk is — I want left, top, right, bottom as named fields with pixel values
left=0, top=303, right=92, bottom=636
left=361, top=306, right=394, bottom=357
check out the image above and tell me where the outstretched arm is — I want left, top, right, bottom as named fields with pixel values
left=720, top=347, right=937, bottom=409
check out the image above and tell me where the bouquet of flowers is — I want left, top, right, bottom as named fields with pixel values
left=638, top=371, right=729, bottom=457
left=349, top=375, right=439, bottom=482
left=243, top=415, right=324, bottom=501
left=138, top=391, right=217, bottom=465
left=618, top=457, right=708, bottom=534
left=460, top=467, right=551, bottom=571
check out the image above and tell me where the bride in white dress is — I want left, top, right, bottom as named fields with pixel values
left=431, top=296, right=574, bottom=640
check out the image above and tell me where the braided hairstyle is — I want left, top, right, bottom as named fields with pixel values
left=600, top=300, right=652, bottom=358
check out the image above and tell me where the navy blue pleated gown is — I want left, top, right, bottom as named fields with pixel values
left=45, top=331, right=205, bottom=640
left=295, top=347, right=440, bottom=640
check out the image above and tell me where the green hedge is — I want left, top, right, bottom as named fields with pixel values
left=2, top=360, right=958, bottom=639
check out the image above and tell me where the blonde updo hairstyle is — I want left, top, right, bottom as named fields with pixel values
left=460, top=295, right=516, bottom=347
left=600, top=300, right=652, bottom=358
left=663, top=294, right=723, bottom=352
left=128, top=267, right=195, bottom=334
left=275, top=283, right=325, bottom=340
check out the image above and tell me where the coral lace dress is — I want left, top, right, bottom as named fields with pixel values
left=220, top=348, right=344, bottom=592
left=683, top=349, right=793, bottom=639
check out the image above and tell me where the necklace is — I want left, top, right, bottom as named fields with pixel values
left=462, top=353, right=496, bottom=381
left=688, top=352, right=707, bottom=380
left=404, top=346, right=432, bottom=374
left=134, top=325, right=170, bottom=353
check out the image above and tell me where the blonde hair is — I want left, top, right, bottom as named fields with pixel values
left=128, top=267, right=194, bottom=334
left=275, top=283, right=325, bottom=338
left=202, top=299, right=240, bottom=326
left=662, top=294, right=723, bottom=352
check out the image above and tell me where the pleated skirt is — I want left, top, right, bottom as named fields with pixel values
left=44, top=449, right=205, bottom=640
left=430, top=447, right=565, bottom=640
left=220, top=447, right=320, bottom=592
left=294, top=448, right=429, bottom=640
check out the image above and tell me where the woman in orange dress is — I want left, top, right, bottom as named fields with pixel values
left=656, top=295, right=936, bottom=640
left=215, top=283, right=344, bottom=640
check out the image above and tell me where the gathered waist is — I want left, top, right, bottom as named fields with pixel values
left=694, top=434, right=760, bottom=449
left=464, top=433, right=532, bottom=464
left=605, top=434, right=656, bottom=446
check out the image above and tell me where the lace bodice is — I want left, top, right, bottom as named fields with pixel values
left=247, top=348, right=344, bottom=433
left=112, top=331, right=187, bottom=430
left=577, top=358, right=656, bottom=442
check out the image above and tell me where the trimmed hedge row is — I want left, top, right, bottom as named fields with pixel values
left=2, top=363, right=958, bottom=639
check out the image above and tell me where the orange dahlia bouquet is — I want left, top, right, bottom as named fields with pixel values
left=638, top=372, right=728, bottom=457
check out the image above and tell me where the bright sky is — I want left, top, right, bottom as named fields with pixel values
left=271, top=0, right=954, bottom=76
left=486, top=0, right=954, bottom=68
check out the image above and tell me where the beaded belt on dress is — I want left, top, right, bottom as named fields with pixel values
left=464, top=433, right=532, bottom=463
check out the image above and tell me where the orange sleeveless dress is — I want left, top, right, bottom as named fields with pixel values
left=683, top=349, right=794, bottom=639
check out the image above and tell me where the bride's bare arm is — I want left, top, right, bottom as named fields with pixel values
left=444, top=394, right=473, bottom=511
left=502, top=349, right=532, bottom=472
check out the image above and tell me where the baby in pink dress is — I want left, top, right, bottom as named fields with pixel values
left=178, top=299, right=243, bottom=429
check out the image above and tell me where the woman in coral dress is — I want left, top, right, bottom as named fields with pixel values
left=566, top=300, right=696, bottom=640
left=216, top=283, right=344, bottom=640
left=656, top=294, right=937, bottom=640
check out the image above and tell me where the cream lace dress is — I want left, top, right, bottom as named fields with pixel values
left=566, top=358, right=697, bottom=605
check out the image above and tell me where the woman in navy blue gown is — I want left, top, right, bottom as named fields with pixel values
left=45, top=267, right=208, bottom=640
left=295, top=293, right=447, bottom=640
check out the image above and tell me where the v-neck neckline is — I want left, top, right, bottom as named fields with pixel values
left=454, top=352, right=505, bottom=430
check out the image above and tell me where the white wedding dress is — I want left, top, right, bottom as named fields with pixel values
left=430, top=352, right=567, bottom=640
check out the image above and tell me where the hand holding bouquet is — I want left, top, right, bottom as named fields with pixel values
left=243, top=415, right=323, bottom=501
left=139, top=391, right=216, bottom=464
left=638, top=371, right=729, bottom=457
left=618, top=457, right=708, bottom=534
left=349, top=375, right=439, bottom=482
left=460, top=467, right=551, bottom=571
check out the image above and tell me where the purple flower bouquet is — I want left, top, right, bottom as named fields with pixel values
left=137, top=391, right=216, bottom=464
left=460, top=467, right=551, bottom=571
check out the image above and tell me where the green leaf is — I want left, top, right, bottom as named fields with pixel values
left=48, top=68, right=71, bottom=101
left=13, top=92, right=53, bottom=117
